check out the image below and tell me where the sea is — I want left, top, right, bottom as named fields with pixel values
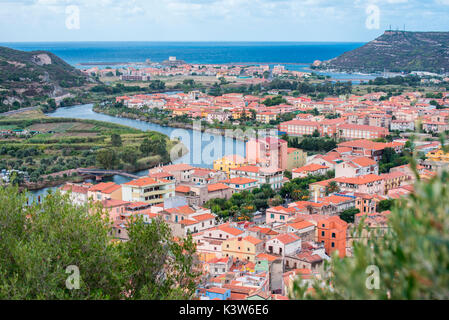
left=0, top=41, right=378, bottom=81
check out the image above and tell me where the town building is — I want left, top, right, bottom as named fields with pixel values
left=286, top=147, right=307, bottom=171
left=122, top=176, right=175, bottom=205
left=213, top=154, right=247, bottom=177
left=222, top=236, right=265, bottom=263
left=246, top=137, right=288, bottom=170
left=230, top=166, right=284, bottom=190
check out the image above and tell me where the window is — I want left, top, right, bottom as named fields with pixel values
left=331, top=242, right=335, bottom=248
left=321, top=231, right=325, bottom=237
left=226, top=244, right=229, bottom=248
left=332, top=232, right=336, bottom=238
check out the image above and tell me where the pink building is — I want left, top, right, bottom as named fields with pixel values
left=246, top=137, right=288, bottom=170
left=335, top=157, right=378, bottom=178
left=266, top=206, right=297, bottom=224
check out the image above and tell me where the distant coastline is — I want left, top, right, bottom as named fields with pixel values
left=0, top=41, right=365, bottom=66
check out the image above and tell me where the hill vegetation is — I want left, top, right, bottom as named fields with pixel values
left=0, top=46, right=91, bottom=112
left=318, top=31, right=449, bottom=73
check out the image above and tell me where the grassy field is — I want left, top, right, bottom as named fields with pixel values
left=0, top=111, right=182, bottom=189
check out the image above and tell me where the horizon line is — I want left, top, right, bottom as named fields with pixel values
left=0, top=40, right=367, bottom=44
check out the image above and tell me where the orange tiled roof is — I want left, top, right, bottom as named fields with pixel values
left=231, top=165, right=260, bottom=173
left=334, top=174, right=383, bottom=185
left=208, top=183, right=230, bottom=192
left=293, top=163, right=328, bottom=173
left=243, top=236, right=263, bottom=245
left=288, top=220, right=314, bottom=230
left=272, top=233, right=300, bottom=245
left=350, top=157, right=377, bottom=167
left=222, top=177, right=258, bottom=185
left=256, top=253, right=280, bottom=262
left=89, top=182, right=121, bottom=194
left=175, top=185, right=190, bottom=193
left=192, top=213, right=216, bottom=222
left=123, top=177, right=159, bottom=187
left=217, top=225, right=245, bottom=236
left=165, top=205, right=195, bottom=215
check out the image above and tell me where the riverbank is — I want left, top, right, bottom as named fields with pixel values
left=0, top=109, right=187, bottom=192
left=92, top=105, right=276, bottom=142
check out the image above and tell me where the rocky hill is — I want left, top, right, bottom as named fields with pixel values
left=0, top=46, right=92, bottom=112
left=318, top=31, right=449, bottom=74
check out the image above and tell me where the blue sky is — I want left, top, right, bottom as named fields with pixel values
left=0, top=0, right=448, bottom=42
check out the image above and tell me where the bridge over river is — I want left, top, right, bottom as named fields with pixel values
left=77, top=168, right=140, bottom=180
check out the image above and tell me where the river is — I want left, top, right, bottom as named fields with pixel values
left=29, top=103, right=248, bottom=199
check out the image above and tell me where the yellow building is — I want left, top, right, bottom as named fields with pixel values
left=231, top=109, right=252, bottom=120
left=221, top=236, right=264, bottom=263
left=213, top=154, right=247, bottom=177
left=426, top=148, right=449, bottom=162
left=256, top=112, right=277, bottom=124
left=172, top=108, right=192, bottom=116
left=286, top=147, right=307, bottom=171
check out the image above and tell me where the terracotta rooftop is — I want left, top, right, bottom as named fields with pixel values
left=207, top=183, right=230, bottom=192
left=89, top=182, right=121, bottom=194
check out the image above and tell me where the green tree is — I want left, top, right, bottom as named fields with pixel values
left=123, top=217, right=199, bottom=299
left=96, top=148, right=119, bottom=169
left=325, top=181, right=340, bottom=195
left=0, top=187, right=125, bottom=299
left=0, top=186, right=200, bottom=299
left=121, top=147, right=138, bottom=165
left=111, top=133, right=122, bottom=147
left=377, top=199, right=396, bottom=212
left=339, top=208, right=360, bottom=223
left=139, top=138, right=152, bottom=156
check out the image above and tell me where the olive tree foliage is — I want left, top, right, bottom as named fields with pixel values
left=0, top=186, right=199, bottom=300
left=291, top=152, right=449, bottom=299
left=122, top=216, right=199, bottom=300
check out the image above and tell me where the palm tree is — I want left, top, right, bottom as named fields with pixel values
left=325, top=181, right=340, bottom=195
